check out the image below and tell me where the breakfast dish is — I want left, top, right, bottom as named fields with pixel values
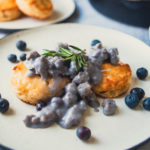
left=16, top=0, right=53, bottom=19
left=0, top=24, right=150, bottom=150
left=0, top=0, right=75, bottom=29
left=0, top=0, right=22, bottom=21
left=10, top=38, right=132, bottom=129
left=10, top=41, right=127, bottom=129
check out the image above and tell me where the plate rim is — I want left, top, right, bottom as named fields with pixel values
left=0, top=23, right=149, bottom=149
left=0, top=0, right=75, bottom=30
left=0, top=23, right=149, bottom=49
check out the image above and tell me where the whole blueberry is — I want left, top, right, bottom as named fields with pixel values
left=7, top=54, right=17, bottom=63
left=20, top=53, right=26, bottom=61
left=125, top=94, right=139, bottom=108
left=143, top=98, right=150, bottom=111
left=36, top=101, right=47, bottom=111
left=0, top=98, right=9, bottom=113
left=76, top=126, right=91, bottom=141
left=136, top=67, right=148, bottom=80
left=130, top=88, right=145, bottom=100
left=16, top=40, right=27, bottom=51
left=91, top=39, right=101, bottom=46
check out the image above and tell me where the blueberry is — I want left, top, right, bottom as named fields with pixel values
left=143, top=98, right=150, bottom=111
left=36, top=101, right=47, bottom=111
left=136, top=67, right=148, bottom=80
left=7, top=54, right=17, bottom=63
left=20, top=53, right=26, bottom=61
left=130, top=88, right=145, bottom=100
left=76, top=126, right=91, bottom=141
left=91, top=39, right=101, bottom=46
left=125, top=94, right=139, bottom=108
left=0, top=98, right=9, bottom=113
left=16, top=40, right=27, bottom=51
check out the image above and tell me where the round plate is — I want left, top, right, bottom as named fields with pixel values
left=0, top=24, right=149, bottom=150
left=0, top=0, right=75, bottom=30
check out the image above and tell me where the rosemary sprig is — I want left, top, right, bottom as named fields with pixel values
left=42, top=45, right=87, bottom=71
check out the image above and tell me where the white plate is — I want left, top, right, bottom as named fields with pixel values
left=0, top=23, right=150, bottom=150
left=0, top=0, right=75, bottom=30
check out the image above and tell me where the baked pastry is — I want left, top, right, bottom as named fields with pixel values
left=11, top=62, right=69, bottom=105
left=0, top=0, right=22, bottom=21
left=93, top=62, right=132, bottom=98
left=16, top=0, right=53, bottom=19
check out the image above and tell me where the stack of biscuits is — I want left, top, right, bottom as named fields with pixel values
left=0, top=0, right=53, bottom=21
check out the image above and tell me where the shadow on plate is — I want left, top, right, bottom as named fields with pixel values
left=89, top=0, right=150, bottom=27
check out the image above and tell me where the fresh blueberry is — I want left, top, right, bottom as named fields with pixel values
left=91, top=39, right=101, bottom=46
left=20, top=53, right=26, bottom=61
left=125, top=94, right=139, bottom=108
left=7, top=54, right=17, bottom=63
left=136, top=67, right=148, bottom=80
left=0, top=98, right=9, bottom=113
left=130, top=88, right=145, bottom=100
left=76, top=126, right=91, bottom=141
left=36, top=101, right=47, bottom=111
left=143, top=98, right=150, bottom=111
left=16, top=40, right=27, bottom=51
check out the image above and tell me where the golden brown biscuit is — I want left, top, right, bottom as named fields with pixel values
left=11, top=62, right=69, bottom=105
left=16, top=0, right=53, bottom=19
left=0, top=0, right=22, bottom=21
left=93, top=62, right=132, bottom=98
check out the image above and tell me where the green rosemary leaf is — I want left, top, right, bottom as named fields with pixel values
left=42, top=49, right=51, bottom=52
left=79, top=55, right=84, bottom=66
left=69, top=45, right=82, bottom=51
left=64, top=56, right=73, bottom=61
left=59, top=46, right=73, bottom=55
left=77, top=55, right=82, bottom=68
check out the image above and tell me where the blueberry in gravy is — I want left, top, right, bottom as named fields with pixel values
left=102, top=99, right=117, bottom=116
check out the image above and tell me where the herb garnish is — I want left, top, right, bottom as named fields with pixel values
left=42, top=45, right=87, bottom=71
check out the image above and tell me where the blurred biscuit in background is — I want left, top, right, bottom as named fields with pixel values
left=0, top=0, right=22, bottom=21
left=16, top=0, right=53, bottom=19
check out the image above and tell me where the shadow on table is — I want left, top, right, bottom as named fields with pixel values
left=89, top=0, right=150, bottom=27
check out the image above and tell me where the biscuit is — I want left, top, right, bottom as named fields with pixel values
left=16, top=0, right=53, bottom=19
left=93, top=62, right=132, bottom=98
left=11, top=62, right=69, bottom=105
left=0, top=0, right=22, bottom=21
